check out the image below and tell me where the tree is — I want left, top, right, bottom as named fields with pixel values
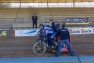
left=0, top=3, right=11, bottom=8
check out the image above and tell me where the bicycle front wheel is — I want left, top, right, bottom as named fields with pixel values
left=33, top=42, right=46, bottom=55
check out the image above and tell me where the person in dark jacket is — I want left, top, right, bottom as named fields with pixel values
left=54, top=21, right=59, bottom=32
left=50, top=19, right=55, bottom=31
left=54, top=21, right=60, bottom=38
left=55, top=24, right=75, bottom=57
left=32, top=13, right=38, bottom=28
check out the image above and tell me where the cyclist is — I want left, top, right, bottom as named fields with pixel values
left=39, top=24, right=56, bottom=48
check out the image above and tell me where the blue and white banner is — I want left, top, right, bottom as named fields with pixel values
left=15, top=30, right=39, bottom=36
left=15, top=28, right=94, bottom=36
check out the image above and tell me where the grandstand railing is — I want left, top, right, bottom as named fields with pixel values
left=0, top=18, right=24, bottom=27
left=0, top=18, right=24, bottom=23
left=0, top=17, right=93, bottom=30
left=0, top=18, right=24, bottom=30
left=45, top=18, right=65, bottom=23
left=0, top=25, right=92, bottom=30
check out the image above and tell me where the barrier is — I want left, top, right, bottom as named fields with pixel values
left=12, top=30, right=15, bottom=37
left=15, top=30, right=39, bottom=36
left=69, top=28, right=80, bottom=34
left=68, top=28, right=94, bottom=34
left=14, top=28, right=94, bottom=36
left=0, top=30, right=12, bottom=37
left=93, top=28, right=94, bottom=32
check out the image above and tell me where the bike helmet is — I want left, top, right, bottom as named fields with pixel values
left=39, top=24, right=44, bottom=27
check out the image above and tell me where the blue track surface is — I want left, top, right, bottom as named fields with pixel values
left=0, top=56, right=94, bottom=63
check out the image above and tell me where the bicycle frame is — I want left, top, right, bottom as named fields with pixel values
left=40, top=35, right=49, bottom=48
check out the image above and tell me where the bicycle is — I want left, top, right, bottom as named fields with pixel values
left=33, top=34, right=58, bottom=55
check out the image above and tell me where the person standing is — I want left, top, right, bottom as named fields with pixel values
left=32, top=13, right=38, bottom=28
left=55, top=24, right=75, bottom=57
left=54, top=21, right=60, bottom=34
left=50, top=19, right=55, bottom=31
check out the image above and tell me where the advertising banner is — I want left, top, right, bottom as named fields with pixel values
left=93, top=28, right=94, bottom=32
left=15, top=28, right=94, bottom=36
left=80, top=28, right=89, bottom=33
left=69, top=28, right=94, bottom=34
left=15, top=30, right=39, bottom=36
left=66, top=18, right=89, bottom=25
left=88, top=28, right=93, bottom=33
left=69, top=28, right=80, bottom=34
left=0, top=30, right=12, bottom=37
